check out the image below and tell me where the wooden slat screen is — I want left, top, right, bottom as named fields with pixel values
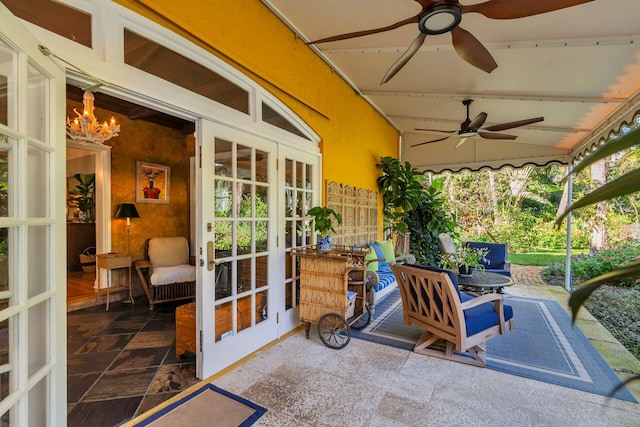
left=325, top=181, right=378, bottom=247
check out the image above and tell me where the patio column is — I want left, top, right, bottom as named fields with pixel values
left=564, top=164, right=574, bottom=292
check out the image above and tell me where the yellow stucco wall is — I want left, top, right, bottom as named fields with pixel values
left=114, top=0, right=399, bottom=197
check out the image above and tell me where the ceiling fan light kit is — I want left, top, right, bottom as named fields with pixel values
left=418, top=3, right=462, bottom=35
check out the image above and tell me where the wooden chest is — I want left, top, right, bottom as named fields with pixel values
left=176, top=302, right=196, bottom=357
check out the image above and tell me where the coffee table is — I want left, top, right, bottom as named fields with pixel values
left=456, top=270, right=514, bottom=293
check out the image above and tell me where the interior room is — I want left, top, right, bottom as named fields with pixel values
left=65, top=85, right=196, bottom=311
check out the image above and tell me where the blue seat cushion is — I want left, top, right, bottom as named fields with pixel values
left=460, top=293, right=514, bottom=337
left=465, top=242, right=507, bottom=270
left=372, top=264, right=396, bottom=292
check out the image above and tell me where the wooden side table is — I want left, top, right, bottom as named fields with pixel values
left=96, top=253, right=134, bottom=311
left=176, top=302, right=196, bottom=357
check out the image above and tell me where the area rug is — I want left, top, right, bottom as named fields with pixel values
left=133, top=383, right=267, bottom=427
left=352, top=289, right=637, bottom=402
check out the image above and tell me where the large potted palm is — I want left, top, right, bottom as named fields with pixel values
left=308, top=206, right=342, bottom=250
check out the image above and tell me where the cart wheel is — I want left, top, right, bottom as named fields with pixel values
left=349, top=303, right=372, bottom=330
left=317, top=313, right=350, bottom=349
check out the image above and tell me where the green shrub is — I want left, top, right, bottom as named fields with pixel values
left=583, top=285, right=640, bottom=358
left=542, top=241, right=640, bottom=288
left=406, top=180, right=457, bottom=266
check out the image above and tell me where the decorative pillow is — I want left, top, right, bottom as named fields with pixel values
left=376, top=240, right=396, bottom=264
left=365, top=246, right=378, bottom=272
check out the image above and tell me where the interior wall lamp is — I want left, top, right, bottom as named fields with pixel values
left=66, top=91, right=120, bottom=144
left=115, top=203, right=140, bottom=254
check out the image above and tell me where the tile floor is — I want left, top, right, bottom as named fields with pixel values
left=66, top=300, right=197, bottom=427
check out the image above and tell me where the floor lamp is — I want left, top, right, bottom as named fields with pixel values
left=115, top=203, right=140, bottom=254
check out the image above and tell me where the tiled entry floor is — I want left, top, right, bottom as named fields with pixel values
left=67, top=300, right=197, bottom=427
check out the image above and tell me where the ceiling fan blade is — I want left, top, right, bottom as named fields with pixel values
left=308, top=15, right=419, bottom=45
left=411, top=133, right=454, bottom=147
left=381, top=33, right=427, bottom=84
left=451, top=27, right=497, bottom=73
left=468, top=112, right=488, bottom=129
left=483, top=116, right=544, bottom=131
left=478, top=131, right=517, bottom=140
left=415, top=128, right=455, bottom=133
left=462, top=0, right=594, bottom=20
left=414, top=0, right=442, bottom=8
left=454, top=137, right=468, bottom=149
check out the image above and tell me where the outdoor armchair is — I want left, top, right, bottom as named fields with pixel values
left=390, top=263, right=514, bottom=367
left=464, top=241, right=511, bottom=277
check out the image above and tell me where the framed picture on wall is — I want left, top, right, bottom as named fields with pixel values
left=136, top=161, right=170, bottom=204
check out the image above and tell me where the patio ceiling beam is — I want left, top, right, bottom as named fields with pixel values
left=321, top=35, right=640, bottom=55
left=364, top=91, right=626, bottom=105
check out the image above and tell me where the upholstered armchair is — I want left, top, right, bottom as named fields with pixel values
left=464, top=241, right=511, bottom=277
left=135, top=236, right=196, bottom=310
left=390, top=263, right=514, bottom=367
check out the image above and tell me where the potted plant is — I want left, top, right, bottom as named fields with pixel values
left=376, top=156, right=423, bottom=254
left=439, top=245, right=490, bottom=277
left=69, top=173, right=95, bottom=223
left=308, top=206, right=342, bottom=250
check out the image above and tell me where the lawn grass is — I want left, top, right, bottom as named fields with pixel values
left=510, top=249, right=589, bottom=266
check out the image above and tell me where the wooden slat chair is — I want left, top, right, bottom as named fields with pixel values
left=135, top=236, right=196, bottom=310
left=390, top=263, right=514, bottom=367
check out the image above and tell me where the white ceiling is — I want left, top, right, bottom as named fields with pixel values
left=263, top=0, right=640, bottom=173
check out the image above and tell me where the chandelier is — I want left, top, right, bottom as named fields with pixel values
left=66, top=91, right=120, bottom=144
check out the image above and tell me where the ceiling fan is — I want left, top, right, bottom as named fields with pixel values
left=411, top=99, right=544, bottom=149
left=308, top=0, right=594, bottom=84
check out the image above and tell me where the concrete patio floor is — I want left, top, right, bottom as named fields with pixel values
left=133, top=269, right=640, bottom=426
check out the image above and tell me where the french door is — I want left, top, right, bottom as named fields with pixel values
left=278, top=150, right=320, bottom=332
left=0, top=3, right=66, bottom=426
left=198, top=119, right=320, bottom=377
left=199, top=120, right=278, bottom=378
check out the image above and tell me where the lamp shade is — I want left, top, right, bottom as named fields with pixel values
left=115, top=203, right=140, bottom=219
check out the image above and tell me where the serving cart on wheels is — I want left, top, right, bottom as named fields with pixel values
left=291, top=246, right=373, bottom=349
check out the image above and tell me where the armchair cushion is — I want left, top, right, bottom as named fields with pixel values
left=148, top=236, right=190, bottom=267
left=465, top=241, right=506, bottom=269
left=371, top=264, right=396, bottom=293
left=459, top=293, right=514, bottom=336
left=150, top=264, right=196, bottom=286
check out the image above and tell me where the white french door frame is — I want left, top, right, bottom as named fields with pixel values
left=198, top=119, right=281, bottom=378
left=0, top=3, right=67, bottom=426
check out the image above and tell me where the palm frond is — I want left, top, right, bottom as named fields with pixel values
left=568, top=126, right=640, bottom=178
left=555, top=169, right=640, bottom=227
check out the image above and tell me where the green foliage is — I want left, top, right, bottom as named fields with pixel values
left=307, top=206, right=342, bottom=237
left=439, top=245, right=489, bottom=272
left=542, top=242, right=640, bottom=288
left=572, top=242, right=640, bottom=288
left=405, top=180, right=457, bottom=265
left=69, top=173, right=95, bottom=212
left=214, top=194, right=269, bottom=251
left=376, top=156, right=423, bottom=235
left=583, top=285, right=640, bottom=358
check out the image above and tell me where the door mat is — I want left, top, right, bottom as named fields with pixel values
left=132, top=383, right=267, bottom=427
